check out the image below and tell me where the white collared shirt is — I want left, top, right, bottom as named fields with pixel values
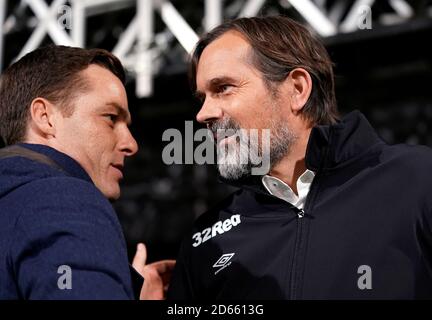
left=261, top=170, right=315, bottom=209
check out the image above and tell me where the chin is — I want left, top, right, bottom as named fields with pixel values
left=107, top=193, right=120, bottom=201
left=99, top=184, right=121, bottom=201
left=107, top=189, right=121, bottom=201
left=217, top=163, right=249, bottom=180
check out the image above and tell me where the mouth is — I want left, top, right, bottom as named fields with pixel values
left=111, top=163, right=124, bottom=179
left=211, top=129, right=238, bottom=145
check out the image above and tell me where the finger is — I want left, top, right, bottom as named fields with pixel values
left=146, top=260, right=176, bottom=276
left=132, top=243, right=147, bottom=273
left=148, top=259, right=176, bottom=273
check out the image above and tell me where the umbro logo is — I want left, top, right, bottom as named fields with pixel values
left=213, top=253, right=235, bottom=275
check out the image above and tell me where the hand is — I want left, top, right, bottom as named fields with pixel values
left=132, top=243, right=176, bottom=300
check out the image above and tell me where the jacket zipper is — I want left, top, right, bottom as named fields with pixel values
left=289, top=144, right=330, bottom=299
left=297, top=208, right=305, bottom=218
left=289, top=206, right=306, bottom=299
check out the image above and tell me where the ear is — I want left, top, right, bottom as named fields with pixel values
left=285, top=68, right=312, bottom=115
left=27, top=97, right=58, bottom=140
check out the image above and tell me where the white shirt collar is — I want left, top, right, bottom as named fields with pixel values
left=261, top=170, right=315, bottom=209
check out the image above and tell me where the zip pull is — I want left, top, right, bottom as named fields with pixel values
left=297, top=208, right=305, bottom=219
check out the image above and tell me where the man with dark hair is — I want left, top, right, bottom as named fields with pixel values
left=168, top=16, right=432, bottom=299
left=0, top=45, right=174, bottom=299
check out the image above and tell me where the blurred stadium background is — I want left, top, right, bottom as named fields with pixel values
left=0, top=0, right=431, bottom=262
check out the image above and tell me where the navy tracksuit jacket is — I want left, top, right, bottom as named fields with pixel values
left=0, top=143, right=135, bottom=299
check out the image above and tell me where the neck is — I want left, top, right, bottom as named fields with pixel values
left=268, top=128, right=311, bottom=195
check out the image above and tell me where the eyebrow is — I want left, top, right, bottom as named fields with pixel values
left=104, top=103, right=132, bottom=125
left=194, top=76, right=238, bottom=98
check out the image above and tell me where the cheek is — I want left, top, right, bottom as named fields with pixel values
left=231, top=97, right=271, bottom=129
left=76, top=134, right=109, bottom=169
left=91, top=145, right=111, bottom=167
left=61, top=118, right=97, bottom=147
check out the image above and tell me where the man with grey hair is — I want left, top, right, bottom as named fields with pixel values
left=168, top=16, right=432, bottom=299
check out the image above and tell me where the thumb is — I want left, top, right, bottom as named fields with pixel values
left=132, top=243, right=147, bottom=275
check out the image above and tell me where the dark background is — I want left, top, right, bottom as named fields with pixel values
left=1, top=0, right=431, bottom=263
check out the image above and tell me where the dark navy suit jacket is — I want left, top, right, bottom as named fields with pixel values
left=0, top=143, right=134, bottom=299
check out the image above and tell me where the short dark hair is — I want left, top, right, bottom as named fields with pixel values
left=190, top=16, right=339, bottom=125
left=0, top=45, right=126, bottom=145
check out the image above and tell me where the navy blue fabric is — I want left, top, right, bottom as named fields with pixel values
left=0, top=143, right=134, bottom=299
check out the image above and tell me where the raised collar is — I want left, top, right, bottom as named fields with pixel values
left=305, top=110, right=384, bottom=172
left=220, top=110, right=384, bottom=192
left=17, top=143, right=93, bottom=183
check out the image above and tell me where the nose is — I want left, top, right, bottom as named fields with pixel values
left=119, top=126, right=139, bottom=157
left=196, top=97, right=223, bottom=124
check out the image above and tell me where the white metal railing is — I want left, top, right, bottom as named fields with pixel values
left=0, top=0, right=428, bottom=97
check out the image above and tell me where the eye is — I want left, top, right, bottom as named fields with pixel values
left=217, top=84, right=231, bottom=94
left=104, top=114, right=118, bottom=123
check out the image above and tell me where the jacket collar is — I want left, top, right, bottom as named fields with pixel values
left=220, top=110, right=384, bottom=191
left=305, top=110, right=384, bottom=172
left=17, top=143, right=93, bottom=183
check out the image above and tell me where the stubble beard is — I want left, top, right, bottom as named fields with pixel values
left=210, top=101, right=297, bottom=180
